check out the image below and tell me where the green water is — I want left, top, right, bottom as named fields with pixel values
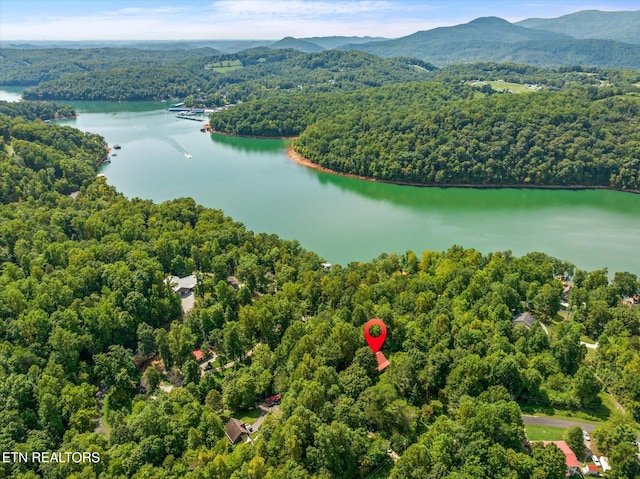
left=19, top=97, right=640, bottom=273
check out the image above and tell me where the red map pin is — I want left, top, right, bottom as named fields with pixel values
left=363, top=318, right=389, bottom=371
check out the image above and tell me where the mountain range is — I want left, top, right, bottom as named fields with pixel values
left=269, top=10, right=640, bottom=69
left=516, top=9, right=640, bottom=44
left=4, top=10, right=639, bottom=70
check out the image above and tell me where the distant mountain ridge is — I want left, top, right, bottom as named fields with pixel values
left=268, top=36, right=389, bottom=53
left=4, top=10, right=640, bottom=70
left=269, top=37, right=325, bottom=53
left=301, top=36, right=387, bottom=50
left=330, top=14, right=640, bottom=69
left=516, top=10, right=640, bottom=44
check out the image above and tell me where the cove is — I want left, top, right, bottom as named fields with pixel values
left=21, top=96, right=640, bottom=274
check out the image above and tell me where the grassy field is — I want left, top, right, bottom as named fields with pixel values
left=525, top=424, right=566, bottom=441
left=205, top=59, right=243, bottom=72
left=521, top=391, right=622, bottom=423
left=580, top=335, right=596, bottom=344
left=470, top=80, right=535, bottom=94
left=238, top=408, right=264, bottom=425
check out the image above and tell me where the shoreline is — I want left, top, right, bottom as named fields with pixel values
left=286, top=146, right=640, bottom=194
left=209, top=129, right=298, bottom=140
left=95, top=146, right=111, bottom=168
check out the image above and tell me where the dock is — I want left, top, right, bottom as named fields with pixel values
left=168, top=107, right=205, bottom=112
left=176, top=110, right=206, bottom=121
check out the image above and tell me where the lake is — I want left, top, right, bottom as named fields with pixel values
left=5, top=92, right=640, bottom=274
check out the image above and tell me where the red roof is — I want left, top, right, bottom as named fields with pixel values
left=192, top=349, right=203, bottom=361
left=543, top=441, right=579, bottom=468
left=588, top=464, right=598, bottom=472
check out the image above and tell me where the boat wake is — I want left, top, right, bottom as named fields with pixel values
left=154, top=135, right=192, bottom=159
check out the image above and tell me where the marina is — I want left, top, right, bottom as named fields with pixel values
left=176, top=111, right=206, bottom=121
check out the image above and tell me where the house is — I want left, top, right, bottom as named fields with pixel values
left=192, top=349, right=203, bottom=362
left=512, top=312, right=537, bottom=328
left=225, top=418, right=250, bottom=444
left=581, top=464, right=599, bottom=476
left=226, top=276, right=240, bottom=290
left=543, top=441, right=580, bottom=475
left=168, top=274, right=197, bottom=296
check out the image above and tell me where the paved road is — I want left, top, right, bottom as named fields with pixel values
left=523, top=415, right=640, bottom=443
left=523, top=415, right=598, bottom=432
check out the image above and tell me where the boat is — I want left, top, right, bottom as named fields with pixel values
left=113, top=144, right=121, bottom=149
left=103, top=158, right=111, bottom=163
left=176, top=111, right=204, bottom=121
left=111, top=153, right=117, bottom=157
left=184, top=153, right=192, bottom=159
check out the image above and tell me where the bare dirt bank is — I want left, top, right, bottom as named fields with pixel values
left=286, top=146, right=640, bottom=194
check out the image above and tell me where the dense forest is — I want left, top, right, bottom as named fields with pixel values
left=209, top=78, right=640, bottom=190
left=0, top=47, right=221, bottom=86
left=0, top=101, right=639, bottom=478
left=13, top=48, right=434, bottom=104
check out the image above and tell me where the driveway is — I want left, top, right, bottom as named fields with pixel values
left=199, top=353, right=218, bottom=376
left=181, top=293, right=195, bottom=314
left=250, top=405, right=270, bottom=432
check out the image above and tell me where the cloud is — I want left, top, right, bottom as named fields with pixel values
left=0, top=0, right=425, bottom=40
left=106, top=6, right=188, bottom=16
left=213, top=0, right=395, bottom=18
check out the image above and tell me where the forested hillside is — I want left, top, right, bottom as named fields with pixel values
left=17, top=48, right=434, bottom=104
left=517, top=10, right=640, bottom=44
left=0, top=101, right=639, bottom=478
left=0, top=47, right=220, bottom=86
left=338, top=16, right=640, bottom=69
left=210, top=76, right=640, bottom=190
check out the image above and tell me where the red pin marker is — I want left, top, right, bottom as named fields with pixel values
left=363, top=318, right=389, bottom=371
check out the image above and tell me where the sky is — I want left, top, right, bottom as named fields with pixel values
left=1, top=0, right=639, bottom=41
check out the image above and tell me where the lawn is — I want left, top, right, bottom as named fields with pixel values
left=520, top=391, right=620, bottom=423
left=469, top=80, right=534, bottom=94
left=205, top=60, right=243, bottom=72
left=237, top=408, right=264, bottom=425
left=102, top=393, right=112, bottom=433
left=525, top=424, right=566, bottom=441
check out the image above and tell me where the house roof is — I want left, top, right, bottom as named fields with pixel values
left=192, top=349, right=203, bottom=361
left=168, top=274, right=197, bottom=292
left=512, top=312, right=537, bottom=328
left=543, top=441, right=579, bottom=468
left=225, top=418, right=250, bottom=444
